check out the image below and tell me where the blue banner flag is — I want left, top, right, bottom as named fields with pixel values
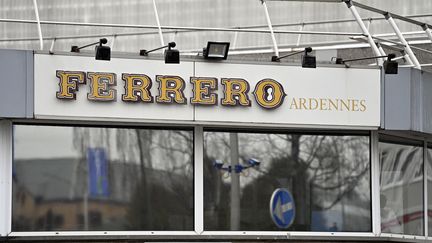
left=87, top=148, right=109, bottom=197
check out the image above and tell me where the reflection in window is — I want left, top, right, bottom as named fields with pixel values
left=379, top=137, right=423, bottom=235
left=12, top=125, right=194, bottom=231
left=204, top=132, right=371, bottom=231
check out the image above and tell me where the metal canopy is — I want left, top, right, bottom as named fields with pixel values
left=0, top=0, right=430, bottom=69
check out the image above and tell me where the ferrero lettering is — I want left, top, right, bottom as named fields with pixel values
left=87, top=72, right=117, bottom=101
left=221, top=78, right=251, bottom=106
left=156, top=75, right=186, bottom=104
left=190, top=77, right=218, bottom=105
left=56, top=70, right=86, bottom=99
left=122, top=73, right=153, bottom=103
left=54, top=70, right=369, bottom=112
left=253, top=79, right=285, bottom=109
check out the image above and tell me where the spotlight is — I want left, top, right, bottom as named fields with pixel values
left=383, top=53, right=398, bottom=74
left=271, top=47, right=316, bottom=68
left=71, top=38, right=111, bottom=61
left=302, top=47, right=316, bottom=68
left=203, top=41, right=230, bottom=60
left=140, top=42, right=180, bottom=64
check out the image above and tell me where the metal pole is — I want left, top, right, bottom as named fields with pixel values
left=232, top=31, right=239, bottom=50
left=32, top=0, right=43, bottom=50
left=261, top=0, right=279, bottom=57
left=296, top=23, right=305, bottom=46
left=422, top=25, right=432, bottom=42
left=49, top=38, right=56, bottom=54
left=110, top=35, right=116, bottom=50
left=385, top=14, right=421, bottom=69
left=345, top=1, right=383, bottom=65
left=152, top=0, right=165, bottom=47
left=230, top=133, right=240, bottom=231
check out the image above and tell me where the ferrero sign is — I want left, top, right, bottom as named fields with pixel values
left=35, top=54, right=380, bottom=127
left=55, top=70, right=368, bottom=112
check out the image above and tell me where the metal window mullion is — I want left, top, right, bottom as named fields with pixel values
left=0, top=120, right=12, bottom=236
left=194, top=126, right=204, bottom=234
left=425, top=143, right=428, bottom=237
left=385, top=15, right=421, bottom=69
left=261, top=0, right=279, bottom=57
left=371, top=131, right=381, bottom=236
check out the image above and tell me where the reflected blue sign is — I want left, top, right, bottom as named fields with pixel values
left=87, top=148, right=109, bottom=197
left=270, top=188, right=295, bottom=229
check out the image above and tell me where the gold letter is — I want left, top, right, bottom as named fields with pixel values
left=221, top=78, right=251, bottom=106
left=289, top=98, right=299, bottom=109
left=328, top=99, right=338, bottom=111
left=156, top=75, right=186, bottom=104
left=190, top=77, right=217, bottom=105
left=299, top=98, right=307, bottom=110
left=352, top=99, right=360, bottom=111
left=87, top=72, right=117, bottom=101
left=252, top=79, right=285, bottom=109
left=309, top=98, right=318, bottom=110
left=122, top=73, right=153, bottom=103
left=56, top=70, right=86, bottom=99
left=360, top=100, right=367, bottom=111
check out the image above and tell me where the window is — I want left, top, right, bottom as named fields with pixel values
left=12, top=124, right=194, bottom=231
left=203, top=131, right=371, bottom=231
left=379, top=135, right=424, bottom=235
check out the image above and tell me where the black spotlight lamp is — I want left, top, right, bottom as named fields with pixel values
left=71, top=38, right=111, bottom=61
left=271, top=47, right=316, bottom=68
left=383, top=53, right=398, bottom=74
left=140, top=42, right=180, bottom=64
left=203, top=41, right=230, bottom=60
left=334, top=53, right=398, bottom=74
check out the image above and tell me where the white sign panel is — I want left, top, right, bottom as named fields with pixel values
left=34, top=54, right=380, bottom=127
left=194, top=62, right=380, bottom=127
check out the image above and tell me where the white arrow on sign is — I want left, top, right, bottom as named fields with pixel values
left=273, top=196, right=293, bottom=224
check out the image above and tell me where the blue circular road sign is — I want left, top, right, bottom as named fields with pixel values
left=270, top=188, right=295, bottom=229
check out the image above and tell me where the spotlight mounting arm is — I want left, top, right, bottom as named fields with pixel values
left=334, top=53, right=398, bottom=74
left=271, top=47, right=312, bottom=62
left=140, top=42, right=176, bottom=56
left=71, top=38, right=108, bottom=53
left=335, top=54, right=393, bottom=64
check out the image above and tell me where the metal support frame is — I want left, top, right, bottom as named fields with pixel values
left=424, top=142, right=428, bottom=238
left=422, top=24, right=432, bottom=43
left=110, top=35, right=117, bottom=50
left=0, top=120, right=12, bottom=237
left=345, top=1, right=383, bottom=65
left=385, top=14, right=421, bottom=69
left=32, top=0, right=43, bottom=50
left=261, top=0, right=279, bottom=57
left=152, top=0, right=165, bottom=47
left=194, top=126, right=204, bottom=234
left=48, top=38, right=56, bottom=54
left=296, top=23, right=305, bottom=46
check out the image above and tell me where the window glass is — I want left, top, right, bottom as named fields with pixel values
left=379, top=138, right=423, bottom=235
left=204, top=131, right=371, bottom=231
left=12, top=125, right=194, bottom=231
